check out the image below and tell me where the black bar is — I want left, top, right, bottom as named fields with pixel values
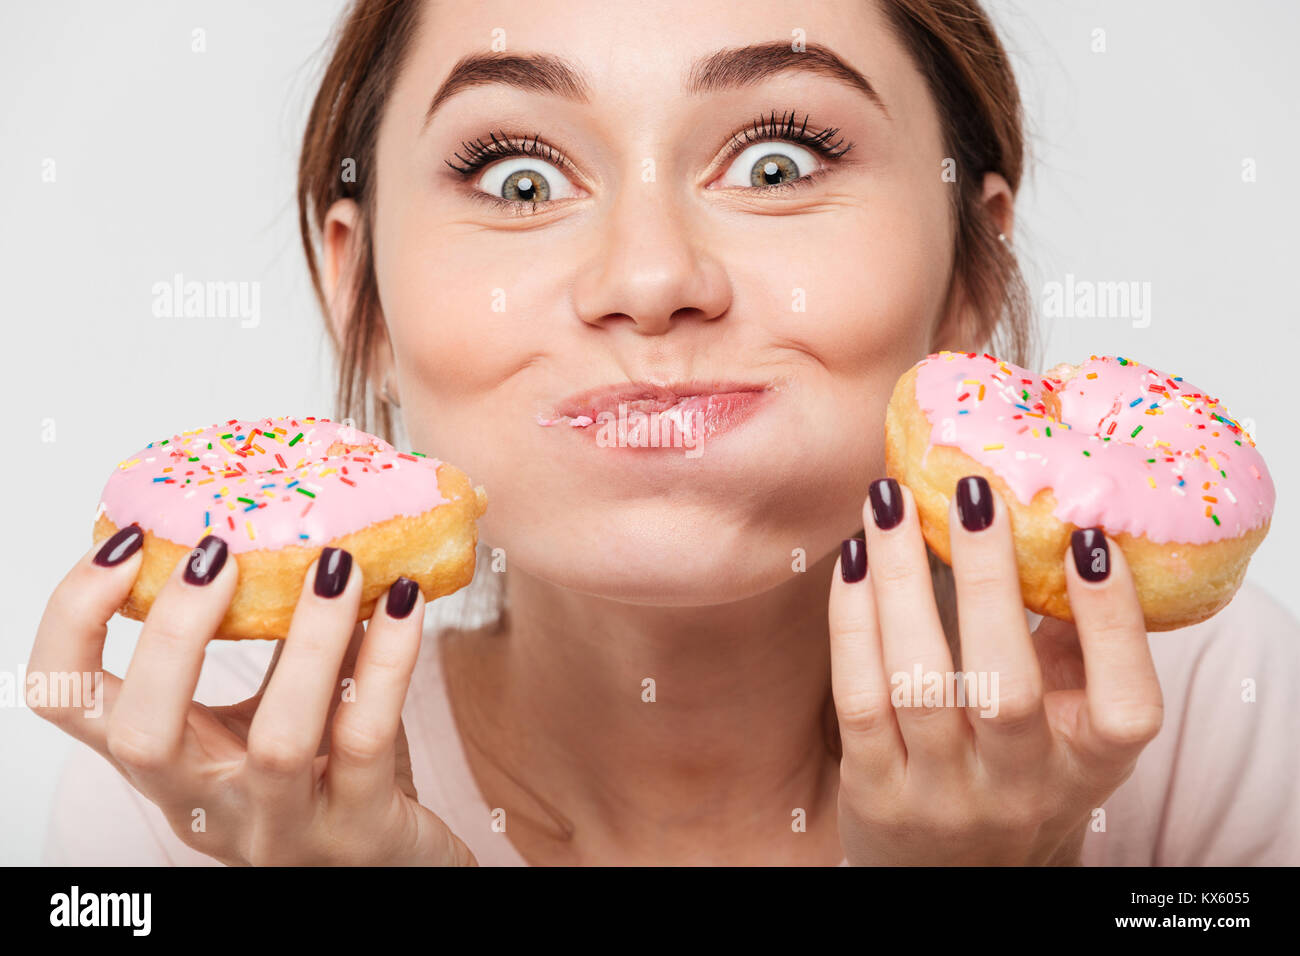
left=5, top=865, right=1287, bottom=939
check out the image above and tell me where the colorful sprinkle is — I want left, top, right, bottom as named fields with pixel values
left=97, top=416, right=448, bottom=555
left=912, top=352, right=1273, bottom=546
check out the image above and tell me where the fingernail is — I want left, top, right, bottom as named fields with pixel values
left=868, top=477, right=903, bottom=530
left=840, top=538, right=867, bottom=583
left=956, top=475, right=993, bottom=532
left=314, top=547, right=352, bottom=598
left=386, top=576, right=420, bottom=619
left=1071, top=528, right=1110, bottom=582
left=93, top=524, right=144, bottom=567
left=184, top=535, right=229, bottom=586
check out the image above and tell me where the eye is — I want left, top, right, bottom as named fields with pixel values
left=473, top=156, right=580, bottom=203
left=714, top=140, right=824, bottom=189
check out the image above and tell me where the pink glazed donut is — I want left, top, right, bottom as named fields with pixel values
left=92, top=416, right=487, bottom=640
left=885, top=352, right=1275, bottom=630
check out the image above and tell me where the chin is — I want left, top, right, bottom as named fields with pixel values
left=545, top=555, right=795, bottom=607
left=491, top=498, right=841, bottom=608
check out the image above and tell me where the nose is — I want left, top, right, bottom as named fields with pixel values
left=572, top=182, right=731, bottom=335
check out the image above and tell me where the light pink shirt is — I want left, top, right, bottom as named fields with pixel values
left=42, top=581, right=1300, bottom=866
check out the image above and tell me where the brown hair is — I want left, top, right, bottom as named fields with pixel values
left=297, top=0, right=426, bottom=444
left=297, top=0, right=1034, bottom=447
left=880, top=0, right=1032, bottom=366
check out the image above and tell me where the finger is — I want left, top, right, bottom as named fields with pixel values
left=828, top=538, right=905, bottom=786
left=231, top=619, right=363, bottom=739
left=108, top=534, right=236, bottom=794
left=1063, top=529, right=1163, bottom=766
left=245, top=547, right=361, bottom=795
left=28, top=527, right=144, bottom=752
left=216, top=637, right=290, bottom=733
left=393, top=719, right=419, bottom=801
left=255, top=638, right=286, bottom=697
left=863, top=479, right=969, bottom=766
left=1031, top=615, right=1086, bottom=694
left=949, top=476, right=1052, bottom=773
left=327, top=577, right=426, bottom=808
left=316, top=622, right=367, bottom=757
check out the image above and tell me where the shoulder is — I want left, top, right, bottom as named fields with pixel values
left=43, top=740, right=226, bottom=866
left=407, top=621, right=529, bottom=865
left=1149, top=580, right=1299, bottom=677
left=1083, top=581, right=1300, bottom=865
left=42, top=639, right=275, bottom=866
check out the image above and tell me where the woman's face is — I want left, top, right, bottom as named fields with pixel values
left=356, top=0, right=969, bottom=604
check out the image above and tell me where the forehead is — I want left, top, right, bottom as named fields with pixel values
left=390, top=0, right=934, bottom=136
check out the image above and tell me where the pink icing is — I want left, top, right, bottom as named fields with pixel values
left=98, top=416, right=447, bottom=553
left=911, top=352, right=1275, bottom=544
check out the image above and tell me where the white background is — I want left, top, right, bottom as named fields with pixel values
left=2, top=0, right=1296, bottom=864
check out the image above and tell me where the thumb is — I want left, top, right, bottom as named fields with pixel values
left=312, top=621, right=368, bottom=757
left=1032, top=614, right=1086, bottom=693
left=394, top=719, right=418, bottom=801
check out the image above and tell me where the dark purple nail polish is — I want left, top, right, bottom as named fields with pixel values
left=840, top=538, right=867, bottom=583
left=93, top=524, right=144, bottom=567
left=184, top=535, right=228, bottom=586
left=1071, top=528, right=1110, bottom=582
left=386, top=576, right=420, bottom=619
left=869, top=477, right=904, bottom=530
left=956, top=475, right=993, bottom=532
left=314, top=547, right=352, bottom=598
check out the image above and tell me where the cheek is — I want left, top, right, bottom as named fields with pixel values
left=373, top=204, right=565, bottom=403
left=370, top=204, right=570, bottom=506
left=730, top=189, right=953, bottom=375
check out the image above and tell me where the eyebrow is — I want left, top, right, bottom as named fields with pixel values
left=423, top=41, right=888, bottom=127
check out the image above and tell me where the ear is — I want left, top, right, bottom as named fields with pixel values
left=932, top=171, right=1016, bottom=354
left=322, top=197, right=398, bottom=401
left=322, top=197, right=362, bottom=347
left=980, top=171, right=1014, bottom=244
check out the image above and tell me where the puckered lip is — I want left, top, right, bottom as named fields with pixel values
left=551, top=380, right=772, bottom=420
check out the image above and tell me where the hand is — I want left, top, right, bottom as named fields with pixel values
left=28, top=528, right=476, bottom=866
left=828, top=476, right=1164, bottom=865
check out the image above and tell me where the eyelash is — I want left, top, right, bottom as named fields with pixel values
left=444, top=110, right=855, bottom=215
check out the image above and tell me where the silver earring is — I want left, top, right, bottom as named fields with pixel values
left=997, top=233, right=1007, bottom=242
